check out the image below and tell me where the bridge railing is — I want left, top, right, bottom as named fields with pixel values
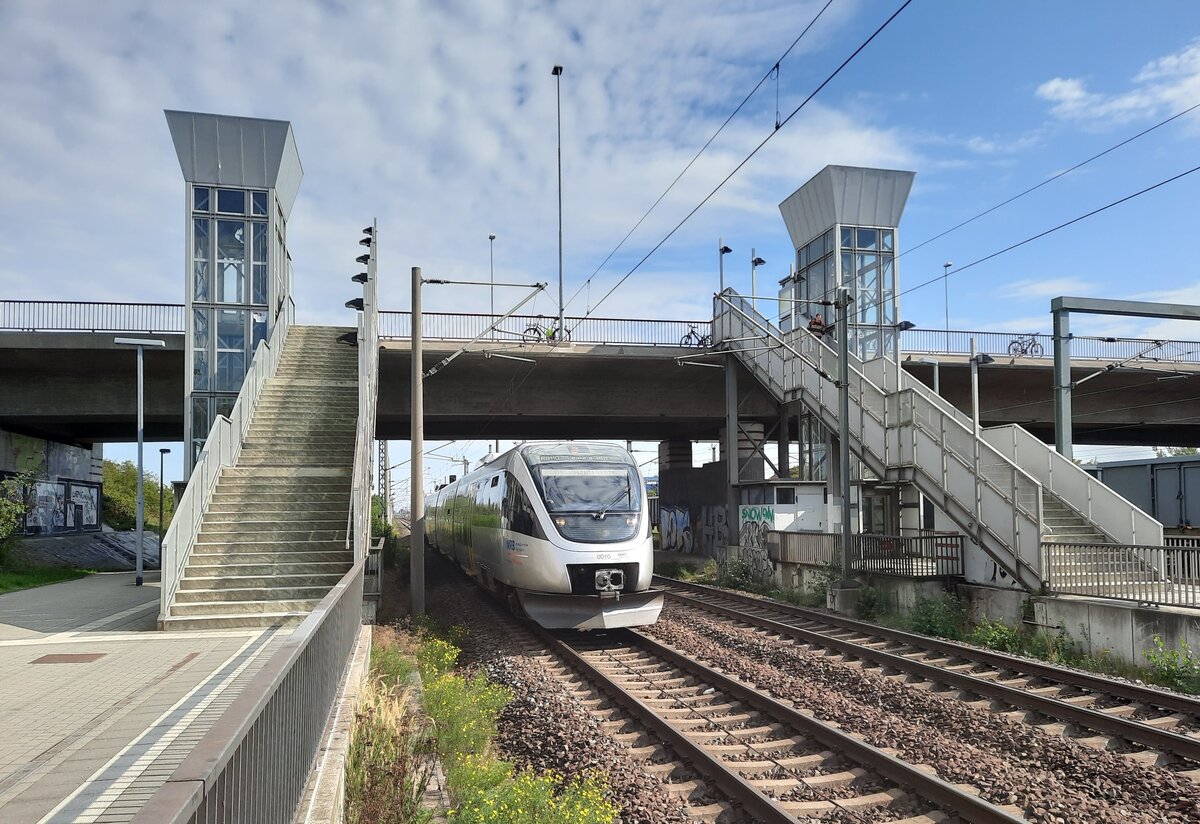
left=349, top=252, right=380, bottom=563
left=379, top=310, right=709, bottom=347
left=0, top=300, right=184, bottom=333
left=768, top=530, right=965, bottom=578
left=158, top=297, right=294, bottom=621
left=900, top=327, right=1200, bottom=363
left=132, top=560, right=365, bottom=824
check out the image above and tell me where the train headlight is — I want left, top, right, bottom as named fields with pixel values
left=554, top=517, right=567, bottom=528
left=624, top=515, right=638, bottom=527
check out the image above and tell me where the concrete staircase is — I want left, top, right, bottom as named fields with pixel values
left=1041, top=492, right=1162, bottom=594
left=163, top=325, right=358, bottom=631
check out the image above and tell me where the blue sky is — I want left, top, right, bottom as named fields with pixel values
left=3, top=1, right=1198, bottom=488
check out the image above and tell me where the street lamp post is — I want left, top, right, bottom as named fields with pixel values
left=943, top=261, right=953, bottom=351
left=552, top=64, right=564, bottom=338
left=114, top=337, right=166, bottom=587
left=750, top=250, right=766, bottom=312
left=835, top=288, right=855, bottom=586
left=158, top=448, right=170, bottom=550
left=918, top=357, right=941, bottom=395
left=489, top=233, right=496, bottom=341
left=969, top=337, right=995, bottom=436
left=719, top=240, right=732, bottom=293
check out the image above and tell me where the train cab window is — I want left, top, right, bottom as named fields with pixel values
left=491, top=475, right=499, bottom=487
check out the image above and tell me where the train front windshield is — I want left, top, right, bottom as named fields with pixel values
left=521, top=445, right=643, bottom=542
left=537, top=466, right=641, bottom=513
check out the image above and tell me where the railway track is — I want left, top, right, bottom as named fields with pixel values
left=537, top=626, right=1026, bottom=823
left=654, top=575, right=1200, bottom=775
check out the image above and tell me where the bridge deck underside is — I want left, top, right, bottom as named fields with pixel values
left=1, top=333, right=1197, bottom=445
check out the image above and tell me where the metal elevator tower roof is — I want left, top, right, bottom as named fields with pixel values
left=779, top=165, right=916, bottom=248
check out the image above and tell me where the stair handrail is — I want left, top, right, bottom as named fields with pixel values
left=714, top=290, right=1046, bottom=589
left=158, top=296, right=295, bottom=624
left=984, top=424, right=1163, bottom=547
left=348, top=246, right=379, bottom=563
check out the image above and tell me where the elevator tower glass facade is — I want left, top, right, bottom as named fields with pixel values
left=166, top=111, right=303, bottom=473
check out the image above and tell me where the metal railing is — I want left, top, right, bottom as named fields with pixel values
left=0, top=300, right=184, bottom=333
left=379, top=310, right=709, bottom=347
left=984, top=424, right=1162, bottom=548
left=132, top=561, right=365, bottom=824
left=364, top=538, right=384, bottom=598
left=1167, top=535, right=1200, bottom=547
left=769, top=530, right=964, bottom=578
left=349, top=246, right=380, bottom=564
left=900, top=328, right=1200, bottom=363
left=158, top=297, right=294, bottom=622
left=1042, top=541, right=1200, bottom=607
left=717, top=290, right=1045, bottom=590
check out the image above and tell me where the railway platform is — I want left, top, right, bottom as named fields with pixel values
left=0, top=572, right=284, bottom=823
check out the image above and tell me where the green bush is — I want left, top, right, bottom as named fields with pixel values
left=449, top=764, right=617, bottom=824
left=909, top=594, right=968, bottom=640
left=965, top=617, right=1023, bottom=653
left=854, top=586, right=883, bottom=621
left=424, top=672, right=511, bottom=767
left=718, top=558, right=757, bottom=590
left=1145, top=635, right=1200, bottom=693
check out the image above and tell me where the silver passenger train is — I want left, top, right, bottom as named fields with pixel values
left=425, top=442, right=663, bottom=629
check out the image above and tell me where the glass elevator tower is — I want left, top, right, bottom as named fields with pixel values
left=165, top=111, right=304, bottom=473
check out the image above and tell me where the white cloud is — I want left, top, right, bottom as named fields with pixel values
left=1001, top=276, right=1094, bottom=301
left=1036, top=38, right=1200, bottom=127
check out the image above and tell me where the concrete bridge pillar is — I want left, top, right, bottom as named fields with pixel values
left=900, top=483, right=922, bottom=536
left=657, top=439, right=693, bottom=471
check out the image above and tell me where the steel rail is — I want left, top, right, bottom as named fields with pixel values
left=626, top=629, right=1025, bottom=824
left=657, top=577, right=1200, bottom=763
left=539, top=627, right=795, bottom=824
left=658, top=576, right=1200, bottom=718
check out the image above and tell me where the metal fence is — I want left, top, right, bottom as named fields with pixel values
left=379, top=310, right=710, bottom=347
left=0, top=300, right=184, bottom=333
left=900, top=328, right=1200, bottom=364
left=132, top=562, right=365, bottom=824
left=769, top=530, right=965, bottom=578
left=1167, top=536, right=1200, bottom=548
left=1043, top=541, right=1200, bottom=608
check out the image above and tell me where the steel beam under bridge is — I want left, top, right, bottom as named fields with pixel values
left=1052, top=296, right=1200, bottom=459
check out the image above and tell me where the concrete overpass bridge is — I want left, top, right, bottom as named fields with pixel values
left=3, top=300, right=1199, bottom=448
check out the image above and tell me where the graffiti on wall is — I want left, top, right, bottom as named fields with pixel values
left=738, top=505, right=774, bottom=548
left=695, top=505, right=729, bottom=558
left=660, top=505, right=693, bottom=553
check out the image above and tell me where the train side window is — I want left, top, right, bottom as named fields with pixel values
left=490, top=475, right=499, bottom=487
left=504, top=473, right=539, bottom=538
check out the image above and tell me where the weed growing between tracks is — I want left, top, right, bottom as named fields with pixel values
left=349, top=623, right=618, bottom=824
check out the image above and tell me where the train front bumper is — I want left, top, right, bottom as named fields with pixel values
left=518, top=589, right=664, bottom=630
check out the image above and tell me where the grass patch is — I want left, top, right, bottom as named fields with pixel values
left=0, top=566, right=90, bottom=595
left=350, top=623, right=619, bottom=824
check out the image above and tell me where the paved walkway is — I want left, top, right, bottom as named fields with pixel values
left=0, top=572, right=286, bottom=823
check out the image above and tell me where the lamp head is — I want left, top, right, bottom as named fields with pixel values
left=975, top=353, right=995, bottom=366
left=159, top=447, right=170, bottom=455
left=345, top=297, right=365, bottom=311
left=751, top=257, right=766, bottom=267
left=362, top=226, right=373, bottom=235
left=352, top=272, right=369, bottom=284
left=356, top=253, right=370, bottom=265
left=489, top=233, right=496, bottom=241
left=551, top=65, right=563, bottom=76
left=336, top=331, right=359, bottom=347
left=359, top=236, right=372, bottom=247
left=944, top=260, right=953, bottom=269
left=719, top=245, right=732, bottom=255
left=896, top=320, right=917, bottom=332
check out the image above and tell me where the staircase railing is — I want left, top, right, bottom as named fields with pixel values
left=158, top=297, right=295, bottom=624
left=983, top=424, right=1162, bottom=547
left=348, top=249, right=380, bottom=563
left=715, top=290, right=1045, bottom=590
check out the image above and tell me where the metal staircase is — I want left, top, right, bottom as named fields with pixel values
left=714, top=290, right=1163, bottom=593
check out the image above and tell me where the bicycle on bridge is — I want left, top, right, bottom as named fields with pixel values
left=679, top=324, right=712, bottom=347
left=521, top=317, right=571, bottom=344
left=1007, top=334, right=1044, bottom=358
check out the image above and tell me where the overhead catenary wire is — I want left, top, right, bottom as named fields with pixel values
left=561, top=0, right=837, bottom=316
left=901, top=99, right=1200, bottom=259
left=568, top=0, right=912, bottom=329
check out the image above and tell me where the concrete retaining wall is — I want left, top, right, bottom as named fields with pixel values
left=1032, top=595, right=1200, bottom=667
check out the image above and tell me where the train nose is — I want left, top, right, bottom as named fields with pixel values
left=595, top=569, right=625, bottom=592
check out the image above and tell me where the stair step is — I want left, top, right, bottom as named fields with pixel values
left=170, top=598, right=323, bottom=616
left=197, top=528, right=348, bottom=542
left=180, top=573, right=347, bottom=590
left=175, top=586, right=334, bottom=603
left=183, top=561, right=353, bottom=577
left=161, top=613, right=309, bottom=631
left=206, top=504, right=348, bottom=516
